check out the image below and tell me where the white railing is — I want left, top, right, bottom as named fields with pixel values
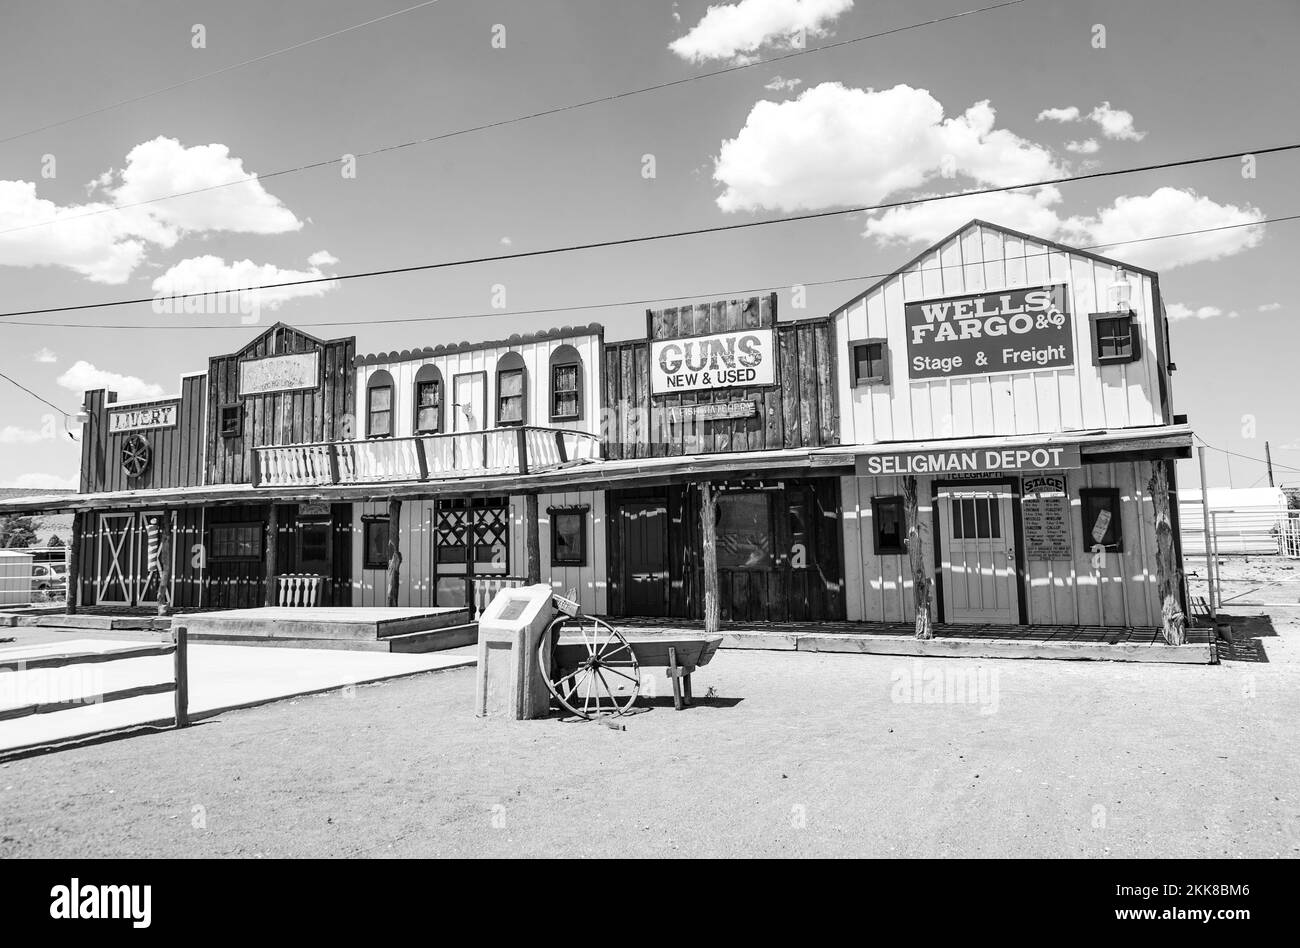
left=473, top=575, right=526, bottom=617
left=254, top=426, right=601, bottom=488
left=278, top=573, right=323, bottom=607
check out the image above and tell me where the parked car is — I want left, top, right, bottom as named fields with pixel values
left=32, top=562, right=67, bottom=602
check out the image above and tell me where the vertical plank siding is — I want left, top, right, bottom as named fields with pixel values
left=79, top=374, right=207, bottom=493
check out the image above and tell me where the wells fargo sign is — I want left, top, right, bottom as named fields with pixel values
left=856, top=443, right=1081, bottom=476
left=905, top=284, right=1073, bottom=380
left=239, top=351, right=319, bottom=396
left=650, top=329, right=775, bottom=395
left=108, top=404, right=177, bottom=433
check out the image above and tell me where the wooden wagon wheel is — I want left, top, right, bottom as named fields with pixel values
left=538, top=615, right=641, bottom=720
left=121, top=434, right=151, bottom=478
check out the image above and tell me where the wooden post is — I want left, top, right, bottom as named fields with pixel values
left=700, top=481, right=720, bottom=636
left=1149, top=458, right=1186, bottom=645
left=903, top=475, right=933, bottom=639
left=173, top=625, right=189, bottom=728
left=264, top=504, right=279, bottom=607
left=525, top=493, right=541, bottom=584
left=66, top=510, right=82, bottom=616
left=386, top=497, right=402, bottom=607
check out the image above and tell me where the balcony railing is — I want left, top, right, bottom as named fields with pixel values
left=253, top=426, right=601, bottom=488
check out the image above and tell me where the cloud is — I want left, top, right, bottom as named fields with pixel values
left=1258, top=302, right=1282, bottom=312
left=56, top=361, right=164, bottom=401
left=865, top=186, right=1067, bottom=247
left=0, top=137, right=303, bottom=284
left=1, top=472, right=78, bottom=491
left=499, top=236, right=512, bottom=246
left=151, top=252, right=339, bottom=312
left=0, top=426, right=48, bottom=444
left=764, top=75, right=803, bottom=92
left=1089, top=101, right=1145, bottom=141
left=1065, top=138, right=1099, bottom=154
left=670, top=0, right=853, bottom=63
left=712, top=83, right=1063, bottom=213
left=1036, top=106, right=1080, bottom=123
left=1166, top=303, right=1223, bottom=321
left=32, top=347, right=57, bottom=363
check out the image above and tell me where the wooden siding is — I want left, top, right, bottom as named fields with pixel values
left=604, top=298, right=838, bottom=459
left=206, top=324, right=355, bottom=485
left=355, top=331, right=603, bottom=438
left=835, top=221, right=1171, bottom=445
left=79, top=375, right=206, bottom=493
left=840, top=462, right=1161, bottom=627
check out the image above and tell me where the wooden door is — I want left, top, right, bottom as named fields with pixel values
left=96, top=513, right=134, bottom=605
left=620, top=501, right=668, bottom=617
left=938, top=486, right=1018, bottom=624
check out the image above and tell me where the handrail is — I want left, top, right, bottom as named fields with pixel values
left=252, top=426, right=601, bottom=488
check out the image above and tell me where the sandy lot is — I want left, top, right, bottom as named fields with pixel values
left=2, top=563, right=1298, bottom=858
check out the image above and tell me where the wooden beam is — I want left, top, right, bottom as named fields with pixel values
left=66, top=510, right=82, bottom=616
left=1148, top=458, right=1186, bottom=645
left=386, top=497, right=402, bottom=607
left=903, top=475, right=933, bottom=639
left=700, top=481, right=720, bottom=635
left=263, top=504, right=278, bottom=607
left=525, top=493, right=541, bottom=584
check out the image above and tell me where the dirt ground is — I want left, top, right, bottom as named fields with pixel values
left=2, top=556, right=1299, bottom=859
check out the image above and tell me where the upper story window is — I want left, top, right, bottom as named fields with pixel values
left=496, top=352, right=526, bottom=426
left=413, top=364, right=444, bottom=434
left=219, top=404, right=242, bottom=439
left=1090, top=311, right=1140, bottom=365
left=549, top=344, right=583, bottom=423
left=366, top=370, right=394, bottom=438
left=850, top=338, right=889, bottom=386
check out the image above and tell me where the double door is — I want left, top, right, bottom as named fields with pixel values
left=96, top=511, right=171, bottom=606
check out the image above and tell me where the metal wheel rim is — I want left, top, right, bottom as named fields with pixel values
left=539, top=616, right=640, bottom=719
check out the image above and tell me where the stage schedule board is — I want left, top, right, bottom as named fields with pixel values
left=905, top=284, right=1073, bottom=380
left=1021, top=474, right=1072, bottom=561
left=650, top=328, right=775, bottom=395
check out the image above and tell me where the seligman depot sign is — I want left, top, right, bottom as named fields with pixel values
left=856, top=443, right=1082, bottom=476
left=905, top=284, right=1074, bottom=380
left=650, top=329, right=776, bottom=395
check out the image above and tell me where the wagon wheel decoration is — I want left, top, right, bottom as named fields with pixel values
left=121, top=434, right=152, bottom=478
left=538, top=615, right=641, bottom=720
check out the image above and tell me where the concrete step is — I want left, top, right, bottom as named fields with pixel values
left=385, top=623, right=478, bottom=654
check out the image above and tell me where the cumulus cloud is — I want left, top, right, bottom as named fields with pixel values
left=0, top=137, right=303, bottom=284
left=764, top=75, right=803, bottom=92
left=1036, top=106, right=1080, bottom=123
left=670, top=0, right=853, bottom=63
left=864, top=187, right=1066, bottom=247
left=1, top=472, right=78, bottom=491
left=1089, top=101, right=1145, bottom=141
left=151, top=252, right=339, bottom=312
left=1065, top=138, right=1099, bottom=154
left=57, top=362, right=164, bottom=401
left=1259, top=302, right=1282, bottom=312
left=32, top=347, right=57, bottom=363
left=0, top=426, right=48, bottom=444
left=712, top=83, right=1063, bottom=213
left=1166, top=303, right=1222, bottom=321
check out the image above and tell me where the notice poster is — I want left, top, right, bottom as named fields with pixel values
left=1022, top=474, right=1072, bottom=561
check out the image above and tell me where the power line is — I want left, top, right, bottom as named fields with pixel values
left=0, top=1, right=1026, bottom=238
left=0, top=0, right=446, bottom=145
left=2, top=143, right=1293, bottom=321
left=0, top=371, right=75, bottom=416
left=5, top=214, right=1296, bottom=332
left=1194, top=434, right=1300, bottom=476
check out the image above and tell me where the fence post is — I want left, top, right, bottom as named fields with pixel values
left=173, top=624, right=189, bottom=728
left=1197, top=446, right=1217, bottom=618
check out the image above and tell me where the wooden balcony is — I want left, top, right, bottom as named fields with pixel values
left=253, top=426, right=601, bottom=488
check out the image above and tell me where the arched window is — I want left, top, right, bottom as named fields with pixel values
left=413, top=364, right=444, bottom=434
left=366, top=369, right=395, bottom=438
left=495, top=351, right=526, bottom=426
left=548, top=345, right=583, bottom=423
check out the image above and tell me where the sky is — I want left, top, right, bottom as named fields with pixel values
left=0, top=0, right=1296, bottom=493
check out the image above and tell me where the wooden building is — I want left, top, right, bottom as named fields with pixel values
left=0, top=219, right=1191, bottom=642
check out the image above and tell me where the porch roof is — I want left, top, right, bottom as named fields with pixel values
left=0, top=423, right=1191, bottom=515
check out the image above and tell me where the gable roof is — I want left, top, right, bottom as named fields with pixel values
left=830, top=219, right=1159, bottom=317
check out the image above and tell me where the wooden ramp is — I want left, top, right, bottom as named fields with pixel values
left=180, top=607, right=476, bottom=653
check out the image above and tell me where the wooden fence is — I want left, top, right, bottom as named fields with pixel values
left=0, top=627, right=189, bottom=729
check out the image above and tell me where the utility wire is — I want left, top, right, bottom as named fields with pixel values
left=0, top=0, right=1026, bottom=237
left=0, top=371, right=75, bottom=416
left=2, top=144, right=1295, bottom=320
left=3, top=214, right=1296, bottom=332
left=0, top=0, right=446, bottom=145
left=1194, top=434, right=1300, bottom=476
